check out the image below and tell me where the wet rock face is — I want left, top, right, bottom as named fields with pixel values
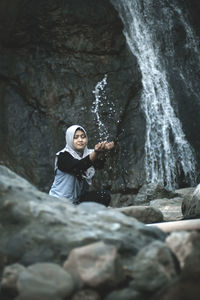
left=0, top=0, right=143, bottom=193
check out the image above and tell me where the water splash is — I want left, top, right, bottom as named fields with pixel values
left=111, top=0, right=197, bottom=189
left=92, top=74, right=109, bottom=141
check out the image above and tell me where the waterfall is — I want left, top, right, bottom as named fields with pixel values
left=111, top=0, right=197, bottom=189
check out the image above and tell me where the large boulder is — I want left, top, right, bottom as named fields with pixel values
left=0, top=165, right=165, bottom=271
left=1, top=165, right=199, bottom=299
left=182, top=184, right=200, bottom=218
left=150, top=197, right=183, bottom=221
left=166, top=231, right=200, bottom=273
left=153, top=230, right=200, bottom=300
left=63, top=241, right=125, bottom=289
left=129, top=241, right=178, bottom=293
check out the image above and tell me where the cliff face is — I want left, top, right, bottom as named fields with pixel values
left=0, top=0, right=144, bottom=193
left=0, top=0, right=200, bottom=193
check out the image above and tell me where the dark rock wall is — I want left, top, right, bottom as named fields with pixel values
left=0, top=0, right=200, bottom=194
left=0, top=0, right=143, bottom=192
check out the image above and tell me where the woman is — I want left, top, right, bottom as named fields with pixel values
left=49, top=125, right=114, bottom=205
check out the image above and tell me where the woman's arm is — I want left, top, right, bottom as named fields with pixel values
left=57, top=141, right=114, bottom=175
left=57, top=152, right=92, bottom=175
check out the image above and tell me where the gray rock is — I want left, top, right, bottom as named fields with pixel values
left=182, top=184, right=200, bottom=218
left=166, top=231, right=200, bottom=274
left=175, top=187, right=195, bottom=197
left=78, top=201, right=107, bottom=213
left=134, top=183, right=180, bottom=206
left=63, top=241, right=125, bottom=289
left=131, top=240, right=178, bottom=292
left=153, top=230, right=200, bottom=300
left=110, top=193, right=137, bottom=208
left=150, top=197, right=183, bottom=221
left=2, top=263, right=75, bottom=300
left=115, top=206, right=163, bottom=223
left=0, top=165, right=165, bottom=270
left=1, top=263, right=26, bottom=295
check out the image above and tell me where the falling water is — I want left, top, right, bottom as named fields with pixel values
left=169, top=2, right=200, bottom=98
left=92, top=74, right=109, bottom=141
left=111, top=0, right=197, bottom=189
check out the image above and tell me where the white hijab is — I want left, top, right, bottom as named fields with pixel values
left=55, top=125, right=95, bottom=185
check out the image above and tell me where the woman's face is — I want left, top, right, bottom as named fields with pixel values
left=73, top=129, right=88, bottom=151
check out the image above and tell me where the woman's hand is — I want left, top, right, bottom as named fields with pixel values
left=104, top=141, right=115, bottom=151
left=94, top=141, right=106, bottom=152
left=90, top=141, right=115, bottom=162
left=95, top=141, right=115, bottom=152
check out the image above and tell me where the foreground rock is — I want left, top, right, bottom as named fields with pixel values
left=130, top=241, right=178, bottom=292
left=166, top=231, right=200, bottom=272
left=1, top=263, right=75, bottom=300
left=63, top=241, right=125, bottom=289
left=0, top=165, right=166, bottom=298
left=1, top=165, right=200, bottom=299
left=153, top=230, right=200, bottom=300
left=0, top=166, right=164, bottom=267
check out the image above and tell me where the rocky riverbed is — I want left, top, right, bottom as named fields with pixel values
left=0, top=165, right=200, bottom=300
